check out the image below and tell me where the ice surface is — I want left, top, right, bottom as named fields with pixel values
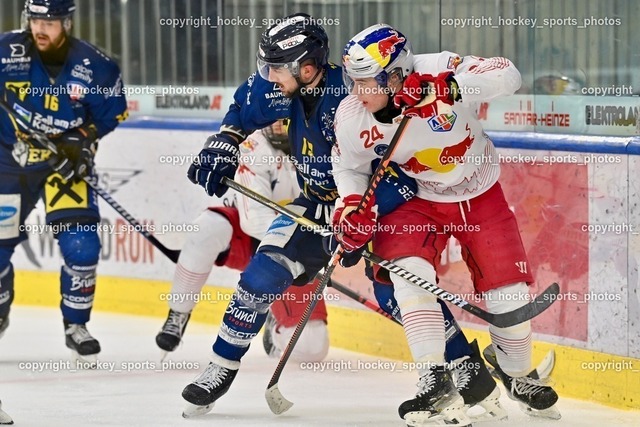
left=1, top=306, right=638, bottom=426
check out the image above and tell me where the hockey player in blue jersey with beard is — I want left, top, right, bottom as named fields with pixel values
left=181, top=13, right=503, bottom=421
left=0, top=0, right=127, bottom=362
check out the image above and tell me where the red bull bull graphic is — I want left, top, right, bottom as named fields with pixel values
left=364, top=30, right=405, bottom=67
left=400, top=127, right=475, bottom=174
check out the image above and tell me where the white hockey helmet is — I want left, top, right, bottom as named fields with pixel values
left=342, top=24, right=413, bottom=90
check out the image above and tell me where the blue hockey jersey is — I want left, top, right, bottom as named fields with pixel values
left=0, top=30, right=127, bottom=173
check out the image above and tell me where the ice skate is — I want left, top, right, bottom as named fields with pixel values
left=0, top=313, right=8, bottom=340
left=453, top=340, right=507, bottom=422
left=0, top=400, right=13, bottom=425
left=181, top=354, right=240, bottom=418
left=483, top=345, right=561, bottom=420
left=399, top=364, right=471, bottom=426
left=156, top=309, right=191, bottom=360
left=64, top=321, right=100, bottom=366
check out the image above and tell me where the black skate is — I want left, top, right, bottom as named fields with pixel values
left=182, top=354, right=240, bottom=418
left=483, top=345, right=561, bottom=420
left=262, top=310, right=278, bottom=358
left=452, top=340, right=507, bottom=422
left=399, top=364, right=471, bottom=426
left=0, top=400, right=13, bottom=425
left=0, top=313, right=8, bottom=340
left=64, top=320, right=101, bottom=366
left=156, top=309, right=191, bottom=358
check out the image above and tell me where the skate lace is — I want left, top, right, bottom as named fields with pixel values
left=163, top=311, right=188, bottom=336
left=511, top=375, right=550, bottom=397
left=452, top=357, right=472, bottom=390
left=69, top=325, right=94, bottom=344
left=415, top=370, right=438, bottom=397
left=194, top=363, right=230, bottom=392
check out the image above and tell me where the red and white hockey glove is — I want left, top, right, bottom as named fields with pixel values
left=393, top=72, right=460, bottom=118
left=332, top=194, right=378, bottom=252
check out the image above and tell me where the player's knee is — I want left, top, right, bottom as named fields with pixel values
left=237, top=252, right=294, bottom=312
left=180, top=210, right=233, bottom=267
left=58, top=226, right=101, bottom=271
left=190, top=210, right=233, bottom=248
left=391, top=257, right=438, bottom=305
left=485, top=282, right=529, bottom=312
left=0, top=246, right=14, bottom=274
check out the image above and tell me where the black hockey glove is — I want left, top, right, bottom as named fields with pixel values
left=53, top=124, right=99, bottom=180
left=187, top=133, right=240, bottom=197
left=322, top=234, right=363, bottom=268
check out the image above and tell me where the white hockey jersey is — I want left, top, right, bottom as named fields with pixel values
left=225, top=129, right=298, bottom=239
left=332, top=52, right=521, bottom=203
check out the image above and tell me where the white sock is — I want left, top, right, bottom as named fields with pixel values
left=391, top=257, right=445, bottom=373
left=169, top=210, right=232, bottom=313
left=485, top=282, right=532, bottom=377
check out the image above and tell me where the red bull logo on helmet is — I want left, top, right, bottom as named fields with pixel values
left=364, top=30, right=405, bottom=67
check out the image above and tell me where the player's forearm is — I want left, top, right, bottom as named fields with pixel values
left=454, top=57, right=522, bottom=104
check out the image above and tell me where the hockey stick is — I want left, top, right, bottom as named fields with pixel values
left=0, top=98, right=181, bottom=263
left=329, top=280, right=400, bottom=324
left=223, top=177, right=560, bottom=328
left=262, top=115, right=413, bottom=414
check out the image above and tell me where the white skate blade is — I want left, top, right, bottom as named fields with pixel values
left=182, top=402, right=214, bottom=418
left=467, top=386, right=508, bottom=422
left=0, top=401, right=13, bottom=425
left=518, top=402, right=561, bottom=420
left=265, top=384, right=294, bottom=415
left=404, top=397, right=471, bottom=426
left=71, top=351, right=97, bottom=369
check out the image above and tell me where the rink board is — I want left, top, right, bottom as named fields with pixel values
left=9, top=120, right=640, bottom=411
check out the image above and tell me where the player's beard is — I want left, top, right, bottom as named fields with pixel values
left=33, top=31, right=66, bottom=53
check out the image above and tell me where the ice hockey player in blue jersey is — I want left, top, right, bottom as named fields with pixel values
left=181, top=13, right=501, bottom=420
left=0, top=0, right=127, bottom=363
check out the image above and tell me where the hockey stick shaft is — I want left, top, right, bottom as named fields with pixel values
left=224, top=177, right=559, bottom=328
left=329, top=280, right=400, bottom=324
left=264, top=116, right=411, bottom=414
left=0, top=98, right=181, bottom=263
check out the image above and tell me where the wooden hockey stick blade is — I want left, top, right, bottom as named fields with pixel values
left=265, top=383, right=294, bottom=415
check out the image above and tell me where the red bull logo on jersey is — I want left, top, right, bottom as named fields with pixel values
left=428, top=112, right=457, bottom=132
left=400, top=127, right=475, bottom=174
left=364, top=31, right=405, bottom=67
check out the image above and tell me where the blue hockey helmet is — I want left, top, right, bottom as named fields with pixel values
left=256, top=13, right=329, bottom=80
left=22, top=0, right=76, bottom=31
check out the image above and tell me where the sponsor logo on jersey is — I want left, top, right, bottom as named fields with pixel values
left=13, top=103, right=32, bottom=123
left=0, top=206, right=18, bottom=222
left=428, top=111, right=457, bottom=132
left=5, top=81, right=30, bottom=101
left=2, top=44, right=31, bottom=65
left=400, top=127, right=475, bottom=174
left=374, top=144, right=389, bottom=156
left=68, top=82, right=87, bottom=101
left=71, top=64, right=93, bottom=84
left=447, top=55, right=462, bottom=70
left=240, top=139, right=258, bottom=153
left=268, top=216, right=294, bottom=230
left=10, top=44, right=25, bottom=57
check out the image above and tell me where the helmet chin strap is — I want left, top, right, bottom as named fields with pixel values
left=292, top=65, right=324, bottom=98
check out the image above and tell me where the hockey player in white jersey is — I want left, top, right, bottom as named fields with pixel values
left=156, top=120, right=329, bottom=363
left=332, top=24, right=560, bottom=425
